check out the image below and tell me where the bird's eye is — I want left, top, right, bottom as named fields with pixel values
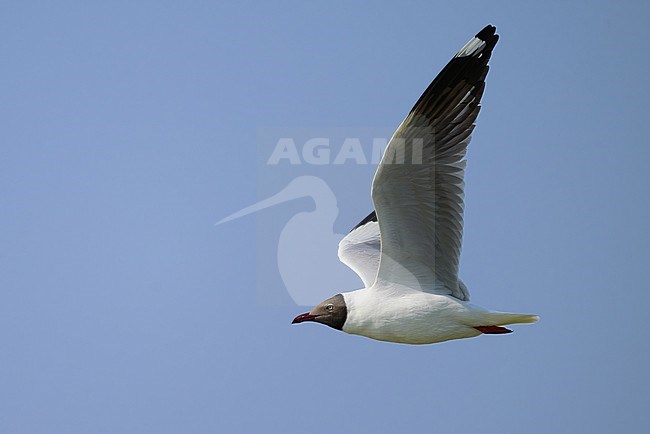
left=326, top=304, right=334, bottom=311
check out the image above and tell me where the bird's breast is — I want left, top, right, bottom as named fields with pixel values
left=341, top=290, right=481, bottom=344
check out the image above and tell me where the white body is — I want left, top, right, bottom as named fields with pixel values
left=341, top=286, right=536, bottom=345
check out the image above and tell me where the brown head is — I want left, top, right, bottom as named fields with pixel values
left=291, top=294, right=347, bottom=331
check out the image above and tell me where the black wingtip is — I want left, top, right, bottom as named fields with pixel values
left=350, top=211, right=377, bottom=232
left=475, top=24, right=497, bottom=41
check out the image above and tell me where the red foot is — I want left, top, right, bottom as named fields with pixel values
left=475, top=325, right=513, bottom=334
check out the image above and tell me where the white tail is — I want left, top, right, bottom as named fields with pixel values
left=488, top=312, right=540, bottom=326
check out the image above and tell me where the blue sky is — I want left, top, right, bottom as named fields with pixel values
left=1, top=1, right=649, bottom=433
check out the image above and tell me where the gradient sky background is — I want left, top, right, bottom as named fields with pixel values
left=1, top=1, right=649, bottom=433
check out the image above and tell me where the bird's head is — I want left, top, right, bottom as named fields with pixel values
left=291, top=294, right=347, bottom=330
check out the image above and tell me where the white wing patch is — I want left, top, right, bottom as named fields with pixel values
left=456, top=37, right=486, bottom=58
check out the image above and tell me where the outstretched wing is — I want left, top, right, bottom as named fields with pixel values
left=372, top=25, right=499, bottom=300
left=338, top=211, right=380, bottom=288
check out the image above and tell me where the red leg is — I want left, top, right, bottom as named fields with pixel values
left=475, top=325, right=513, bottom=334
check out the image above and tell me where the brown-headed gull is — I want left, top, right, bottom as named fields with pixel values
left=292, top=25, right=539, bottom=344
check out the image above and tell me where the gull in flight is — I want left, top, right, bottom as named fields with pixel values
left=292, top=25, right=539, bottom=344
